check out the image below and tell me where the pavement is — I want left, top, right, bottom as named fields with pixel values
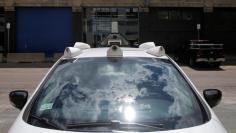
left=182, top=66, right=236, bottom=133
left=0, top=65, right=236, bottom=133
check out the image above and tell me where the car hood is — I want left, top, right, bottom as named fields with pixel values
left=9, top=112, right=227, bottom=133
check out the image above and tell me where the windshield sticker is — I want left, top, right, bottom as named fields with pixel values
left=39, top=103, right=53, bottom=111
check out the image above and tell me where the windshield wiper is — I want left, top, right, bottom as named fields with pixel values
left=66, top=122, right=114, bottom=129
left=66, top=120, right=165, bottom=131
left=29, top=114, right=65, bottom=130
left=123, top=122, right=164, bottom=129
left=114, top=120, right=165, bottom=130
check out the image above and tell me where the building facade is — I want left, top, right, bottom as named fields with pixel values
left=1, top=0, right=236, bottom=56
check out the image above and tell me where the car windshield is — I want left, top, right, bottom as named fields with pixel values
left=28, top=57, right=207, bottom=132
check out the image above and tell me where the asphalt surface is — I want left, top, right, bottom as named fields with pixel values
left=0, top=66, right=236, bottom=133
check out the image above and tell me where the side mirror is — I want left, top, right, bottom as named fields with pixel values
left=9, top=90, right=28, bottom=110
left=203, top=89, right=222, bottom=108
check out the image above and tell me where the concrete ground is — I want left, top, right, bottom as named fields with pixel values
left=0, top=65, right=236, bottom=133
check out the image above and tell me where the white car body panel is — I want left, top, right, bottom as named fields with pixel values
left=8, top=47, right=227, bottom=133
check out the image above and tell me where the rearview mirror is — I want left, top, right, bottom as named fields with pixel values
left=203, top=89, right=222, bottom=108
left=9, top=90, right=28, bottom=110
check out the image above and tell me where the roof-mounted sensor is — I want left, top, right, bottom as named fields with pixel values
left=146, top=46, right=165, bottom=57
left=139, top=42, right=156, bottom=50
left=63, top=47, right=82, bottom=58
left=107, top=45, right=123, bottom=57
left=74, top=42, right=90, bottom=50
left=139, top=42, right=165, bottom=57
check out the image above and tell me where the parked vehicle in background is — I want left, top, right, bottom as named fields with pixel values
left=178, top=40, right=225, bottom=67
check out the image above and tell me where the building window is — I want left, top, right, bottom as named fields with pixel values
left=218, top=10, right=236, bottom=20
left=126, top=8, right=138, bottom=18
left=182, top=12, right=193, bottom=21
left=169, top=11, right=181, bottom=20
left=157, top=10, right=194, bottom=21
left=94, top=8, right=118, bottom=18
left=158, top=11, right=169, bottom=20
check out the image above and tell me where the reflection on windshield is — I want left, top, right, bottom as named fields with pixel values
left=29, top=57, right=205, bottom=131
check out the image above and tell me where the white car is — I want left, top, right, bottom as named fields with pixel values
left=9, top=42, right=227, bottom=133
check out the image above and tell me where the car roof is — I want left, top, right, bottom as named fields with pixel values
left=70, top=47, right=169, bottom=59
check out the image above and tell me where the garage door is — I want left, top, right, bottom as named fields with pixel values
left=140, top=8, right=203, bottom=54
left=212, top=8, right=236, bottom=54
left=16, top=7, right=72, bottom=56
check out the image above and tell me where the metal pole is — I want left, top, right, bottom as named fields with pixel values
left=7, top=28, right=10, bottom=53
left=197, top=24, right=201, bottom=41
left=197, top=29, right=200, bottom=41
left=6, top=22, right=11, bottom=53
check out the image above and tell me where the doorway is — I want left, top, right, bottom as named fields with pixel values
left=83, top=7, right=139, bottom=47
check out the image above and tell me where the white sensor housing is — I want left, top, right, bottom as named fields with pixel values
left=74, top=42, right=90, bottom=50
left=146, top=46, right=165, bottom=57
left=139, top=42, right=156, bottom=50
left=107, top=45, right=123, bottom=57
left=63, top=47, right=82, bottom=58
